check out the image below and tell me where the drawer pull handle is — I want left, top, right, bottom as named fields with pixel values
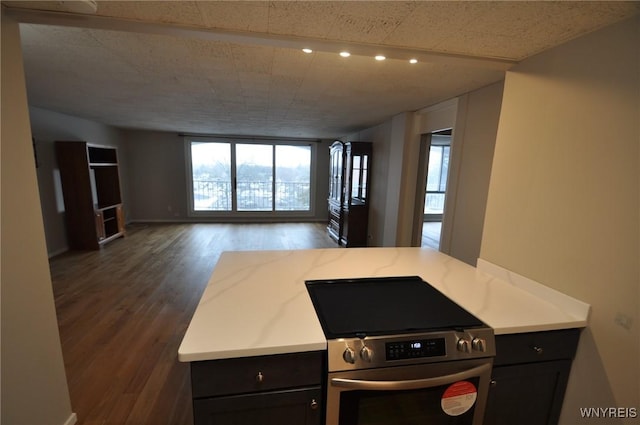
left=310, top=399, right=319, bottom=410
left=532, top=346, right=544, bottom=355
left=256, top=372, right=264, bottom=383
left=490, top=380, right=497, bottom=388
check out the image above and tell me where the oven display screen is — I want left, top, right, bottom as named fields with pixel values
left=386, top=338, right=446, bottom=360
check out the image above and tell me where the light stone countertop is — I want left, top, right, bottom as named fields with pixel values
left=178, top=247, right=589, bottom=362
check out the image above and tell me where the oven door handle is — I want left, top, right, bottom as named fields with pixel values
left=330, top=362, right=491, bottom=391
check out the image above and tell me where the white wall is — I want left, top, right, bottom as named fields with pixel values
left=411, top=83, right=505, bottom=266
left=1, top=12, right=75, bottom=425
left=29, top=107, right=126, bottom=256
left=481, top=16, right=639, bottom=424
left=122, top=129, right=332, bottom=223
left=349, top=81, right=503, bottom=259
left=415, top=98, right=459, bottom=135
left=122, top=130, right=189, bottom=221
left=445, top=82, right=503, bottom=265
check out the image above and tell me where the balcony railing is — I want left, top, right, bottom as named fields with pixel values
left=424, top=192, right=445, bottom=214
left=193, top=180, right=310, bottom=211
left=193, top=180, right=231, bottom=210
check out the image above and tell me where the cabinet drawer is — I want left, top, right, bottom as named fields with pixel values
left=494, top=329, right=580, bottom=366
left=193, top=386, right=322, bottom=425
left=191, top=351, right=324, bottom=398
left=328, top=202, right=341, bottom=216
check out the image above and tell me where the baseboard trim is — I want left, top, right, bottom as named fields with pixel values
left=62, top=413, right=77, bottom=425
left=128, top=218, right=326, bottom=224
left=48, top=247, right=69, bottom=258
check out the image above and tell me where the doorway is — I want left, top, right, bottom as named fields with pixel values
left=416, top=129, right=452, bottom=249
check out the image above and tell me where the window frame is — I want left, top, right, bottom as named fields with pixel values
left=185, top=137, right=317, bottom=219
left=424, top=143, right=450, bottom=216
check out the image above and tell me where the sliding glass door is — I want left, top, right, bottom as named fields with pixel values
left=191, top=142, right=232, bottom=211
left=188, top=140, right=312, bottom=216
left=275, top=145, right=311, bottom=211
left=236, top=144, right=273, bottom=211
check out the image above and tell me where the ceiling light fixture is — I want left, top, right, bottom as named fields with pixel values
left=302, top=48, right=313, bottom=54
left=339, top=51, right=351, bottom=58
left=409, top=58, right=418, bottom=64
left=375, top=55, right=386, bottom=61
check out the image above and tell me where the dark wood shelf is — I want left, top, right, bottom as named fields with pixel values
left=56, top=141, right=125, bottom=250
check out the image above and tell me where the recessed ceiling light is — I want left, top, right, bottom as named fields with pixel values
left=409, top=58, right=418, bottom=64
left=375, top=55, right=386, bottom=61
left=302, top=48, right=313, bottom=54
left=339, top=51, right=351, bottom=58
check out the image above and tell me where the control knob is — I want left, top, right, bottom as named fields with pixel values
left=472, top=337, right=487, bottom=352
left=360, top=346, right=374, bottom=362
left=343, top=347, right=356, bottom=364
left=456, top=338, right=472, bottom=353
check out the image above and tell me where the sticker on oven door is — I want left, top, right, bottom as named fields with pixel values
left=441, top=380, right=477, bottom=416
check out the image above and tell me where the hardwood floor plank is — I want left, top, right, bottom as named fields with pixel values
left=50, top=222, right=336, bottom=425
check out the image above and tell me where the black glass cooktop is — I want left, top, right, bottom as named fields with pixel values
left=305, top=276, right=484, bottom=339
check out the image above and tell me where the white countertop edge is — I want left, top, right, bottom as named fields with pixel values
left=492, top=320, right=588, bottom=336
left=476, top=258, right=591, bottom=324
left=178, top=341, right=328, bottom=363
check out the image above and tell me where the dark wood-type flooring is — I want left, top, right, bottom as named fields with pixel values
left=50, top=222, right=337, bottom=425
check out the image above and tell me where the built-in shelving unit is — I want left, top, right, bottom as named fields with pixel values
left=55, top=141, right=125, bottom=250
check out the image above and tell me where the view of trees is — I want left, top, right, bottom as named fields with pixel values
left=190, top=142, right=311, bottom=212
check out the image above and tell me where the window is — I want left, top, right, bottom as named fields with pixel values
left=191, top=142, right=232, bottom=211
left=188, top=139, right=313, bottom=215
left=424, top=144, right=450, bottom=214
left=275, top=145, right=311, bottom=211
left=236, top=144, right=273, bottom=211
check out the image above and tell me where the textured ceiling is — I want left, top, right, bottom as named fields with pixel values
left=4, top=1, right=639, bottom=138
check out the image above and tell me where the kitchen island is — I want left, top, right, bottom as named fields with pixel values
left=179, top=247, right=588, bottom=362
left=179, top=247, right=589, bottom=425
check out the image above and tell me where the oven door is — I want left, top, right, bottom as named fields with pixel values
left=326, top=358, right=492, bottom=425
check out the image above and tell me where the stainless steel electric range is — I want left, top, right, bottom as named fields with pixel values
left=305, top=276, right=496, bottom=425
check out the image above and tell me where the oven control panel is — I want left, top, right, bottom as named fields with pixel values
left=386, top=338, right=446, bottom=360
left=327, top=328, right=495, bottom=372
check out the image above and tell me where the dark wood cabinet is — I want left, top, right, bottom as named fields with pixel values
left=191, top=351, right=324, bottom=425
left=193, top=387, right=322, bottom=425
left=327, top=141, right=372, bottom=247
left=484, top=328, right=581, bottom=425
left=55, top=141, right=125, bottom=250
left=327, top=141, right=345, bottom=244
